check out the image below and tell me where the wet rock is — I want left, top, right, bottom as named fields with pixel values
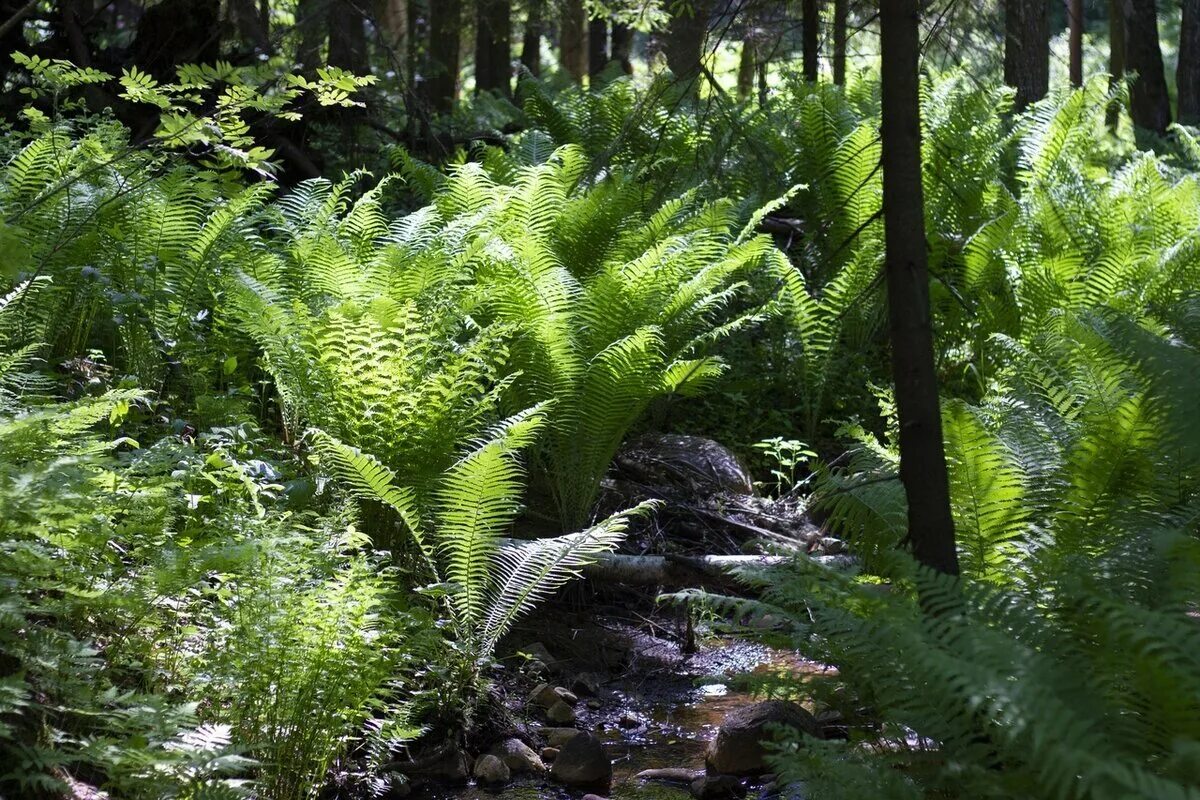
left=636, top=767, right=703, bottom=783
left=587, top=699, right=601, bottom=710
left=571, top=672, right=602, bottom=696
left=705, top=701, right=822, bottom=776
left=690, top=774, right=747, bottom=800
left=489, top=738, right=545, bottom=774
left=472, top=754, right=510, bottom=786
left=546, top=699, right=576, bottom=724
left=387, top=745, right=470, bottom=784
left=517, top=641, right=560, bottom=672
left=582, top=795, right=610, bottom=800
left=525, top=659, right=548, bottom=678
left=529, top=682, right=559, bottom=709
left=541, top=746, right=559, bottom=762
left=554, top=686, right=579, bottom=706
left=617, top=711, right=640, bottom=729
left=615, top=434, right=755, bottom=495
left=550, top=732, right=612, bottom=789
left=538, top=727, right=580, bottom=747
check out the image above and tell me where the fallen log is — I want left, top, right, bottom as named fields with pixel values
left=579, top=552, right=854, bottom=591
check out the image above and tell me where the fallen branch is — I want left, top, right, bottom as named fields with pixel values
left=580, top=552, right=854, bottom=591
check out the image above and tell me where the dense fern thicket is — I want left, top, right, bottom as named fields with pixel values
left=2, top=46, right=1200, bottom=800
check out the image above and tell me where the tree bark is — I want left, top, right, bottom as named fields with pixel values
left=520, top=0, right=543, bottom=76
left=1004, top=0, right=1049, bottom=110
left=379, top=0, right=409, bottom=70
left=328, top=4, right=368, bottom=72
left=227, top=0, right=269, bottom=54
left=802, top=0, right=820, bottom=81
left=559, top=0, right=587, bottom=82
left=1179, top=0, right=1200, bottom=124
left=833, top=0, right=847, bottom=85
left=737, top=34, right=756, bottom=100
left=1123, top=0, right=1171, bottom=133
left=611, top=22, right=633, bottom=74
left=663, top=0, right=711, bottom=95
left=296, top=0, right=325, bottom=69
left=588, top=16, right=608, bottom=80
left=425, top=0, right=462, bottom=113
left=1107, top=0, right=1126, bottom=128
left=1068, top=0, right=1083, bottom=86
left=475, top=0, right=512, bottom=95
left=879, top=0, right=960, bottom=576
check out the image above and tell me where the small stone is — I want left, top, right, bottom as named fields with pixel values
left=636, top=767, right=703, bottom=783
left=554, top=686, right=579, bottom=706
left=617, top=712, right=640, bottom=729
left=690, top=774, right=747, bottom=800
left=541, top=746, right=559, bottom=762
left=526, top=659, right=548, bottom=678
left=582, top=795, right=610, bottom=800
left=529, top=682, right=559, bottom=709
left=538, top=727, right=580, bottom=747
left=546, top=699, right=577, bottom=724
left=587, top=699, right=601, bottom=710
left=489, top=738, right=545, bottom=774
left=517, top=641, right=559, bottom=671
left=571, top=673, right=602, bottom=697
left=550, top=732, right=612, bottom=789
left=473, top=754, right=510, bottom=786
left=705, top=701, right=822, bottom=776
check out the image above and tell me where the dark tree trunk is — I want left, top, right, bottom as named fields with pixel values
left=663, top=0, right=711, bottom=95
left=737, top=34, right=755, bottom=100
left=1068, top=0, right=1083, bottom=86
left=379, top=0, right=408, bottom=70
left=879, top=0, right=960, bottom=577
left=1123, top=0, right=1171, bottom=133
left=296, top=0, right=324, bottom=69
left=1108, top=0, right=1126, bottom=128
left=833, top=0, right=847, bottom=85
left=588, top=17, right=608, bottom=79
left=611, top=22, right=633, bottom=73
left=802, top=0, right=819, bottom=81
left=520, top=0, right=542, bottom=76
left=1178, top=0, right=1200, bottom=124
left=560, top=0, right=587, bottom=82
left=425, top=0, right=462, bottom=113
left=328, top=4, right=368, bottom=72
left=1004, top=0, right=1049, bottom=110
left=475, top=0, right=512, bottom=95
left=227, top=0, right=269, bottom=54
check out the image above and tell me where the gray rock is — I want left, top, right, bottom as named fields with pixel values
left=472, top=754, right=510, bottom=786
left=517, top=641, right=560, bottom=671
left=541, top=746, right=559, bottom=762
left=636, top=767, right=704, bottom=783
left=489, top=738, right=545, bottom=774
left=587, top=698, right=601, bottom=710
left=554, top=686, right=579, bottom=706
left=529, top=682, right=559, bottom=709
left=546, top=699, right=577, bottom=724
left=550, top=732, right=612, bottom=789
left=705, top=701, right=822, bottom=776
left=582, top=795, right=610, bottom=800
left=386, top=744, right=469, bottom=784
left=617, top=711, right=640, bottom=729
left=690, top=774, right=747, bottom=800
left=571, top=673, right=602, bottom=697
left=538, top=727, right=580, bottom=747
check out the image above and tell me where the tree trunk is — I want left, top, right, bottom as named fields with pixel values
left=520, top=0, right=543, bottom=76
left=475, top=0, right=512, bottom=95
left=1004, top=0, right=1049, bottom=110
left=425, top=0, right=462, bottom=114
left=296, top=0, right=324, bottom=69
left=737, top=34, right=756, bottom=100
left=560, top=0, right=587, bottom=82
left=1068, top=0, right=1083, bottom=86
left=588, top=16, right=608, bottom=80
left=227, top=0, right=269, bottom=54
left=328, top=4, right=368, bottom=72
left=611, top=22, right=633, bottom=73
left=663, top=0, right=711, bottom=95
left=1107, top=0, right=1126, bottom=128
left=1123, top=0, right=1171, bottom=133
left=802, top=0, right=820, bottom=81
left=879, top=0, right=960, bottom=577
left=379, top=0, right=408, bottom=69
left=1178, top=0, right=1200, bottom=124
left=833, top=0, right=847, bottom=85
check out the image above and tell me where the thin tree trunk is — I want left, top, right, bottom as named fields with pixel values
left=1178, top=0, right=1200, bottom=124
left=833, top=0, right=847, bottom=85
left=425, top=0, right=462, bottom=114
left=475, top=0, right=512, bottom=95
left=520, top=0, right=543, bottom=76
left=879, top=0, right=960, bottom=576
left=1123, top=0, right=1171, bottom=133
left=560, top=0, right=587, bottom=82
left=1107, top=0, right=1126, bottom=128
left=611, top=22, right=633, bottom=73
left=328, top=4, right=368, bottom=72
left=802, top=0, right=820, bottom=81
left=588, top=17, right=608, bottom=80
left=663, top=0, right=711, bottom=95
left=1068, top=0, right=1083, bottom=86
left=379, top=0, right=409, bottom=71
left=737, top=34, right=756, bottom=100
left=296, top=0, right=324, bottom=69
left=1004, top=0, right=1049, bottom=110
left=227, top=0, right=269, bottom=54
